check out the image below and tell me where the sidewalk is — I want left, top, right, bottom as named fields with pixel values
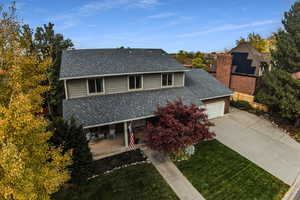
left=142, top=148, right=205, bottom=200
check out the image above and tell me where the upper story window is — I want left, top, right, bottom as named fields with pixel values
left=88, top=78, right=104, bottom=94
left=129, top=75, right=142, bottom=90
left=162, top=73, right=173, bottom=87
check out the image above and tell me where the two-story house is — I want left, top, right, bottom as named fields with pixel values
left=59, top=48, right=232, bottom=155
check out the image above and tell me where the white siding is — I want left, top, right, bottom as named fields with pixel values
left=174, top=72, right=184, bottom=87
left=143, top=74, right=162, bottom=90
left=105, top=76, right=128, bottom=94
left=67, top=79, right=87, bottom=98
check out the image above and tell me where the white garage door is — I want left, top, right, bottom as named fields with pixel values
left=203, top=101, right=225, bottom=119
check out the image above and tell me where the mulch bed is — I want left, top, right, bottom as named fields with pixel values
left=93, top=149, right=148, bottom=174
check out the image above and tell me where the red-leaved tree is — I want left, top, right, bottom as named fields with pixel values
left=145, top=99, right=215, bottom=152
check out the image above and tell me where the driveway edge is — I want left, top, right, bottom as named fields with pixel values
left=282, top=173, right=300, bottom=200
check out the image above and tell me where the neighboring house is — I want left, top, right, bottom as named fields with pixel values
left=59, top=48, right=232, bottom=148
left=210, top=43, right=271, bottom=95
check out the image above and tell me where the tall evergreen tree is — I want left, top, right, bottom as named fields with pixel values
left=49, top=118, right=94, bottom=185
left=33, top=23, right=74, bottom=118
left=272, top=1, right=300, bottom=73
left=256, top=70, right=300, bottom=126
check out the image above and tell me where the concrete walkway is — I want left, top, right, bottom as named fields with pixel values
left=143, top=148, right=205, bottom=200
left=212, top=107, right=300, bottom=186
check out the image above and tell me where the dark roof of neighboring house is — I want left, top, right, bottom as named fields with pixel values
left=60, top=48, right=187, bottom=80
left=185, top=69, right=233, bottom=100
left=63, top=87, right=203, bottom=128
left=63, top=69, right=233, bottom=128
left=230, top=43, right=270, bottom=69
left=232, top=52, right=257, bottom=74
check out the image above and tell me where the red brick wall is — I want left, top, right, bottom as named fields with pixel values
left=216, top=55, right=232, bottom=87
left=230, top=75, right=257, bottom=95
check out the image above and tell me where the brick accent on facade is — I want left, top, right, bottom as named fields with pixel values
left=230, top=74, right=257, bottom=95
left=211, top=55, right=258, bottom=95
left=216, top=55, right=232, bottom=87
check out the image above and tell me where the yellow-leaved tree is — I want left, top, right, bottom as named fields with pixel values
left=0, top=3, right=71, bottom=200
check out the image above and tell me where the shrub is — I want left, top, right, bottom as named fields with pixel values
left=145, top=99, right=215, bottom=154
left=230, top=100, right=253, bottom=111
left=49, top=117, right=94, bottom=185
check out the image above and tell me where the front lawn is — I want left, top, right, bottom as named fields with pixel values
left=176, top=140, right=289, bottom=200
left=55, top=163, right=178, bottom=200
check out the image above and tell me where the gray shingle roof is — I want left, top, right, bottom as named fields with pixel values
left=185, top=69, right=233, bottom=100
left=60, top=48, right=187, bottom=79
left=63, top=87, right=203, bottom=128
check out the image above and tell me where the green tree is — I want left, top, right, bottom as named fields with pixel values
left=175, top=50, right=189, bottom=63
left=0, top=3, right=71, bottom=199
left=256, top=70, right=300, bottom=126
left=236, top=32, right=270, bottom=53
left=192, top=57, right=209, bottom=70
left=272, top=1, right=300, bottom=73
left=33, top=23, right=74, bottom=118
left=49, top=118, right=94, bottom=185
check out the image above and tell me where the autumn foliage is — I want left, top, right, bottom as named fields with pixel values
left=0, top=4, right=71, bottom=199
left=145, top=99, right=215, bottom=152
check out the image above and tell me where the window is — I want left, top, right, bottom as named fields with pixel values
left=129, top=75, right=142, bottom=90
left=88, top=78, right=104, bottom=94
left=162, top=73, right=173, bottom=87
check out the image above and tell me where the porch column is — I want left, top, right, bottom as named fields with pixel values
left=124, top=122, right=129, bottom=147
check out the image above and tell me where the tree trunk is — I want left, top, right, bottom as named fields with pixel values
left=294, top=118, right=300, bottom=128
left=46, top=93, right=53, bottom=119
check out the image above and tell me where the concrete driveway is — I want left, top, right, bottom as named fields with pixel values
left=211, top=107, right=300, bottom=186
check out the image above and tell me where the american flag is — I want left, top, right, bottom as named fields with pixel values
left=128, top=122, right=135, bottom=150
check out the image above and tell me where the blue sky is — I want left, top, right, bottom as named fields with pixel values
left=3, top=0, right=297, bottom=53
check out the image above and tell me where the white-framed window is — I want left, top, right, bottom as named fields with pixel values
left=87, top=78, right=104, bottom=94
left=128, top=75, right=142, bottom=90
left=162, top=73, right=174, bottom=87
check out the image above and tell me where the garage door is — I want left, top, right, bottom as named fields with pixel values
left=203, top=101, right=225, bottom=119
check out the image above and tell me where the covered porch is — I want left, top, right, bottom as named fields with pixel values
left=85, top=117, right=157, bottom=159
left=63, top=87, right=203, bottom=159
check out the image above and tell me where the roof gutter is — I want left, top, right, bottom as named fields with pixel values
left=83, top=114, right=155, bottom=129
left=200, top=93, right=234, bottom=101
left=59, top=69, right=190, bottom=81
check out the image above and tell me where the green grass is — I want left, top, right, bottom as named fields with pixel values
left=55, top=163, right=178, bottom=200
left=176, top=140, right=289, bottom=200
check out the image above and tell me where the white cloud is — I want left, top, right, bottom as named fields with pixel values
left=49, top=0, right=161, bottom=30
left=177, top=20, right=278, bottom=38
left=134, top=0, right=160, bottom=8
left=147, top=12, right=175, bottom=19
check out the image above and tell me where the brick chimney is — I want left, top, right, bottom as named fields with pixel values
left=216, top=55, right=232, bottom=87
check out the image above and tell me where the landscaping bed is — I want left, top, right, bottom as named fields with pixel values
left=93, top=149, right=147, bottom=174
left=54, top=163, right=179, bottom=200
left=176, top=140, right=289, bottom=200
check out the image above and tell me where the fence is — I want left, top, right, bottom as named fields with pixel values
left=231, top=92, right=268, bottom=112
